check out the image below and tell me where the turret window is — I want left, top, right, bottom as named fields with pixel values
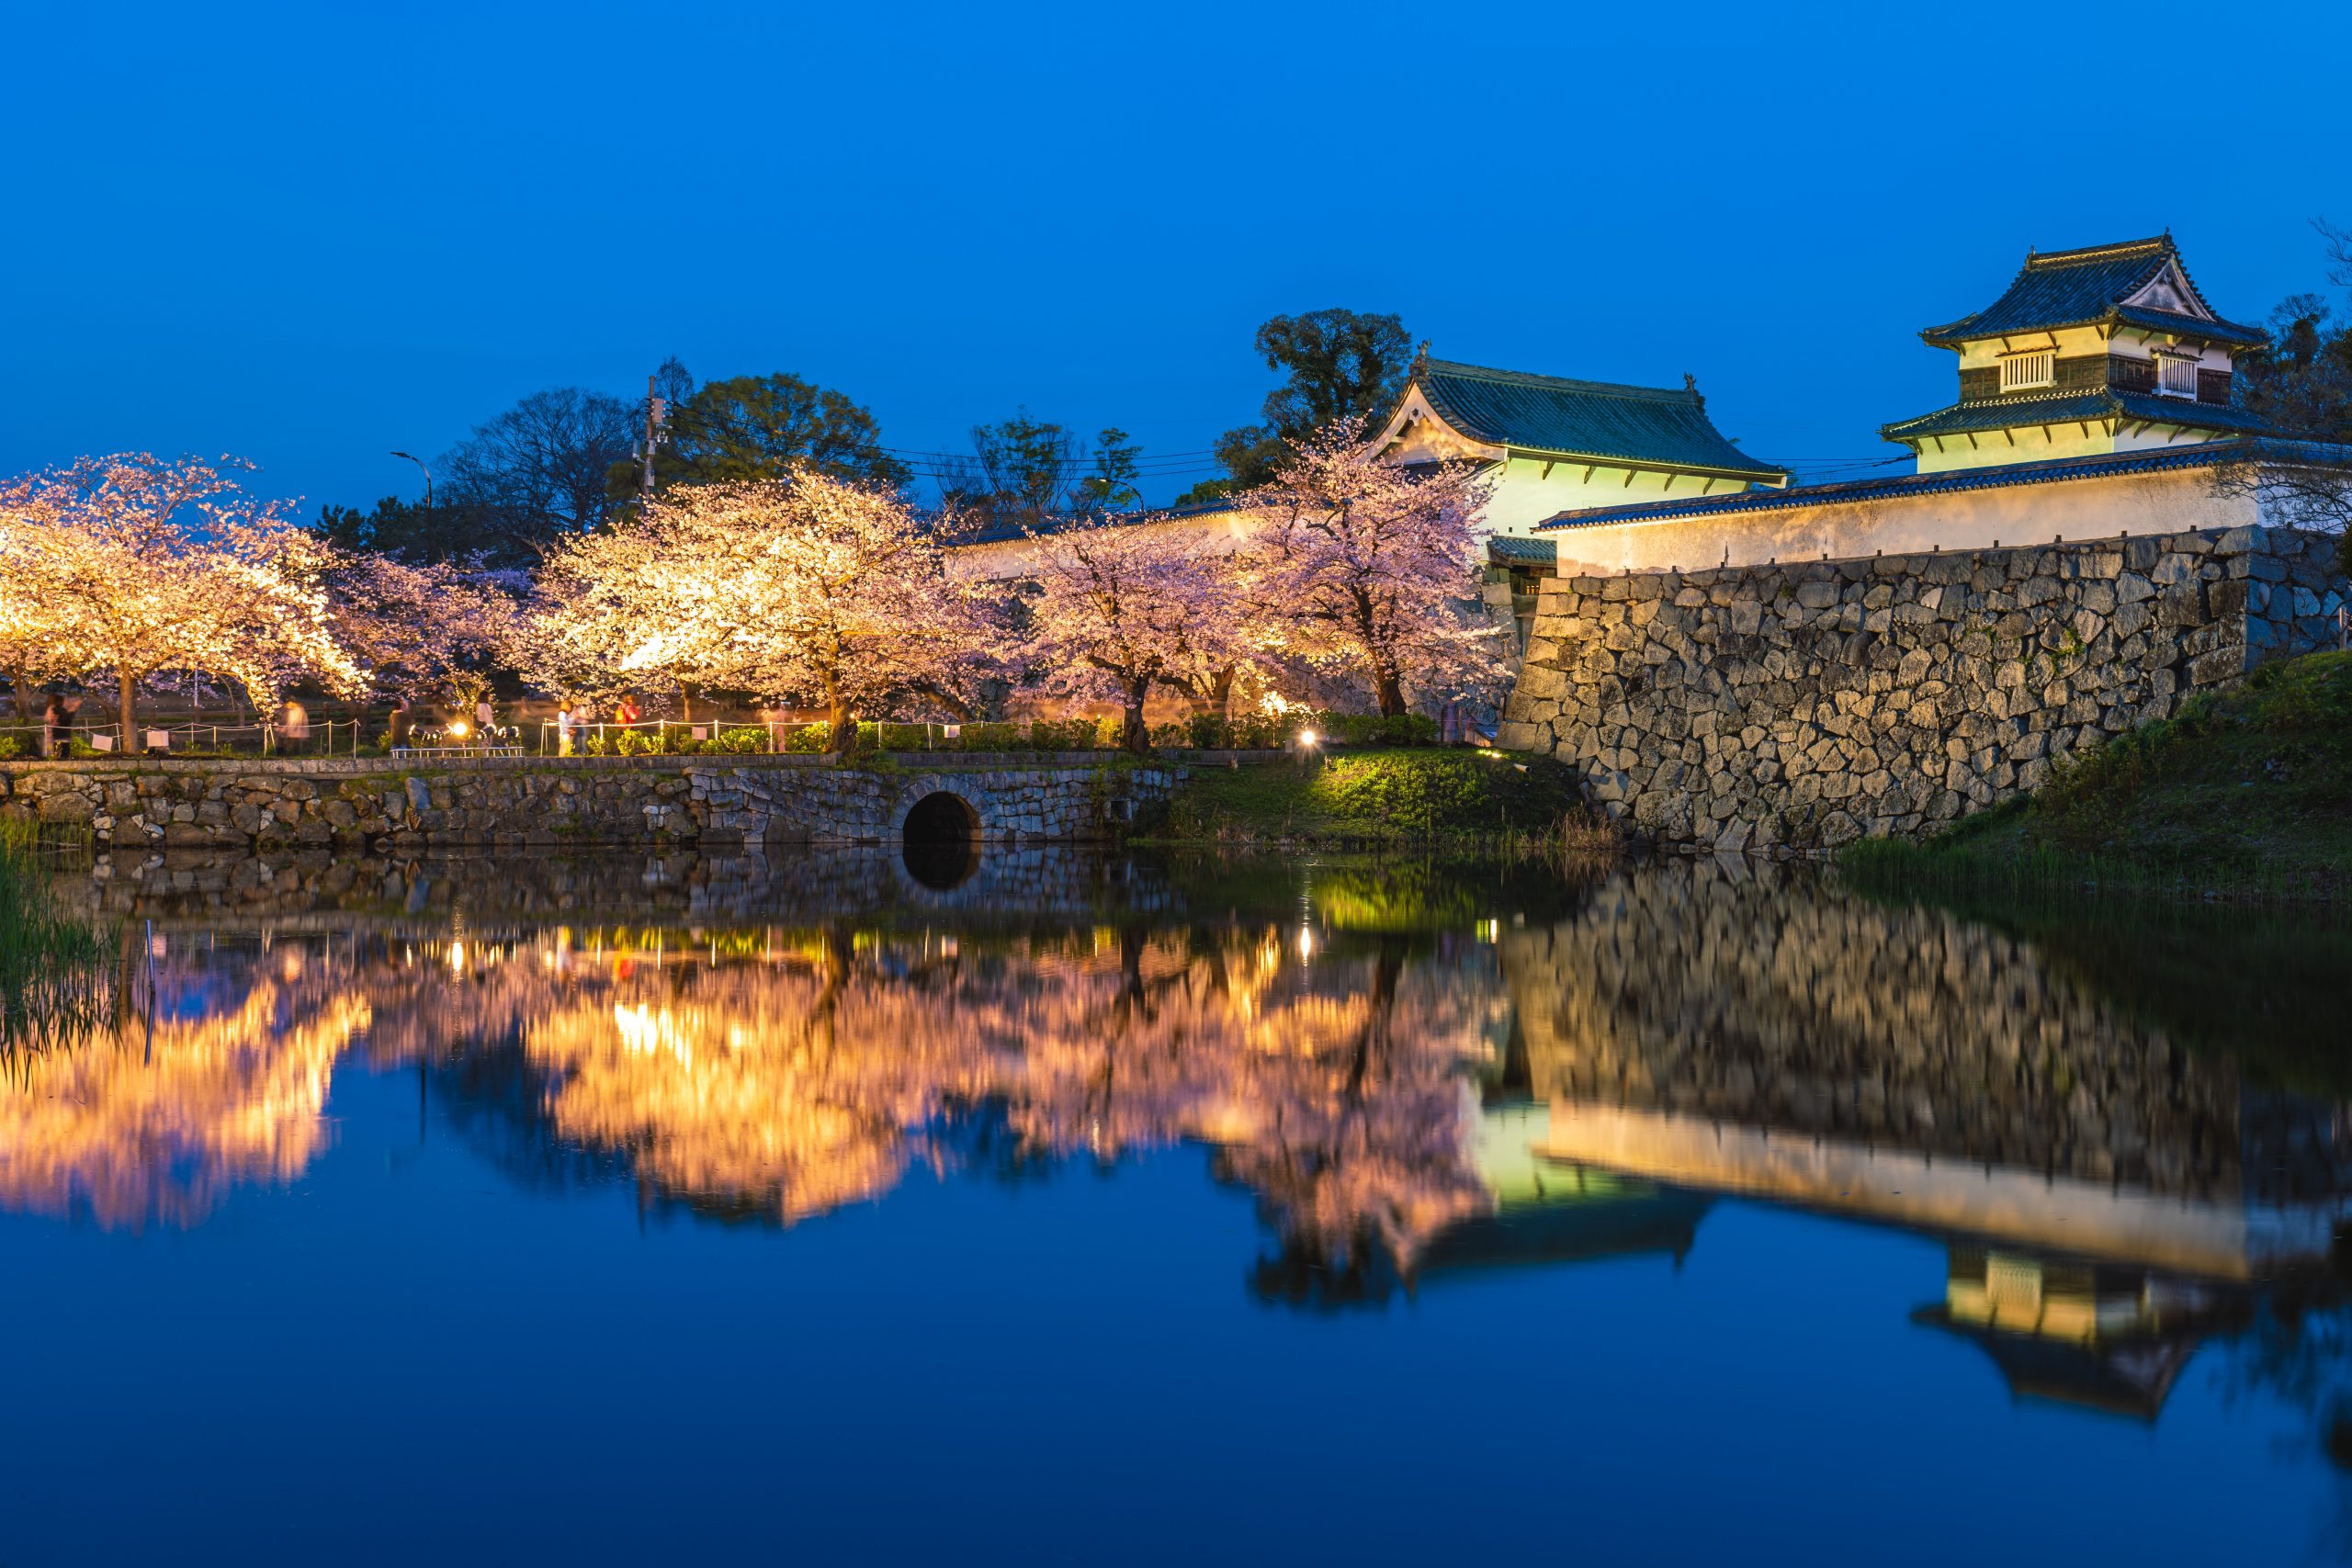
left=2155, top=350, right=2199, bottom=398
left=1997, top=349, right=2053, bottom=392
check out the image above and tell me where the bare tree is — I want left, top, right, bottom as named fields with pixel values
left=2220, top=220, right=2352, bottom=570
left=438, top=387, right=638, bottom=563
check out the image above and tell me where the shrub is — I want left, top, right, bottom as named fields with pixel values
left=784, top=724, right=831, bottom=753
left=876, top=722, right=932, bottom=751
left=582, top=734, right=614, bottom=756
left=1095, top=716, right=1126, bottom=750
left=615, top=728, right=663, bottom=757
left=0, top=736, right=20, bottom=760
left=1308, top=711, right=1440, bottom=748
left=957, top=721, right=1023, bottom=752
left=719, top=727, right=768, bottom=754
left=1029, top=718, right=1096, bottom=751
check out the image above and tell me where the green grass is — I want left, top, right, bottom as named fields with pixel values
left=1841, top=649, right=2352, bottom=903
left=1149, top=748, right=1606, bottom=852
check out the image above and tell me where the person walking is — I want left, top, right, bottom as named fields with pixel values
left=40, top=694, right=63, bottom=759
left=556, top=701, right=575, bottom=757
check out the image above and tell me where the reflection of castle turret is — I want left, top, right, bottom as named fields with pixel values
left=1912, top=1246, right=2248, bottom=1423
left=1422, top=1102, right=1710, bottom=1277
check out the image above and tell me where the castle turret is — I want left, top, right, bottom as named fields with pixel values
left=1882, top=234, right=2269, bottom=473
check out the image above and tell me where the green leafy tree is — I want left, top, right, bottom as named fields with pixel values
left=613, top=366, right=910, bottom=500
left=946, top=417, right=1153, bottom=532
left=1072, top=427, right=1143, bottom=515
left=1180, top=309, right=1414, bottom=504
left=311, top=495, right=482, bottom=565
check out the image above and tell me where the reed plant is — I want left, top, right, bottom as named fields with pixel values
left=0, top=818, right=117, bottom=1054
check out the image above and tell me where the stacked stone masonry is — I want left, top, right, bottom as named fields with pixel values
left=0, top=754, right=1181, bottom=852
left=1498, top=525, right=2348, bottom=849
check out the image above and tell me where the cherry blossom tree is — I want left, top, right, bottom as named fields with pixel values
left=528, top=471, right=979, bottom=748
left=1019, top=513, right=1248, bottom=750
left=0, top=456, right=367, bottom=751
left=1237, top=417, right=1503, bottom=717
left=293, top=538, right=518, bottom=713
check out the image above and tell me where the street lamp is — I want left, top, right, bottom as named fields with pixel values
left=390, top=450, right=432, bottom=509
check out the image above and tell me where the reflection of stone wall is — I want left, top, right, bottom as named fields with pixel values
left=55, top=844, right=1173, bottom=931
left=1499, top=862, right=2350, bottom=1205
left=1498, top=525, right=2347, bottom=848
left=0, top=756, right=1180, bottom=852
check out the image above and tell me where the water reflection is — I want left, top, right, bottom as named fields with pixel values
left=8, top=847, right=2352, bottom=1429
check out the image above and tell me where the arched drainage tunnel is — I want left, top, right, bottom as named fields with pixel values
left=900, top=790, right=981, bottom=890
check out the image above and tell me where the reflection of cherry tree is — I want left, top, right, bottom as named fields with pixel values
left=0, top=922, right=1502, bottom=1269
left=0, top=964, right=364, bottom=1227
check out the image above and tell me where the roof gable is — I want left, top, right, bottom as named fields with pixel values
left=1386, top=356, right=1785, bottom=480
left=1919, top=234, right=2265, bottom=350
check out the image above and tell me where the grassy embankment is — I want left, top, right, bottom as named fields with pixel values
left=1150, top=748, right=1616, bottom=857
left=1841, top=649, right=2352, bottom=902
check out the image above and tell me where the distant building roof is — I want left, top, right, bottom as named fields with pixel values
left=1880, top=388, right=2270, bottom=445
left=1530, top=437, right=2352, bottom=532
left=1919, top=234, right=2267, bottom=350
left=1407, top=357, right=1788, bottom=480
left=1487, top=535, right=1559, bottom=565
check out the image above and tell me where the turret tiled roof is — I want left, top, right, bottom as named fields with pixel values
left=1918, top=234, right=2266, bottom=349
left=1880, top=389, right=2267, bottom=445
left=1407, top=358, right=1787, bottom=480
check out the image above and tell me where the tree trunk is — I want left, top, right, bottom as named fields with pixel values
left=1186, top=664, right=1236, bottom=717
left=1123, top=677, right=1150, bottom=755
left=823, top=675, right=855, bottom=754
left=1374, top=666, right=1407, bottom=718
left=121, top=671, right=141, bottom=754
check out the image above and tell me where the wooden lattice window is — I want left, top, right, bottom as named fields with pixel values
left=2157, top=352, right=2199, bottom=397
left=1998, top=350, right=2054, bottom=392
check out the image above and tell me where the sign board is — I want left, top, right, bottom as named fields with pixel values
left=943, top=723, right=962, bottom=739
left=692, top=727, right=709, bottom=741
left=91, top=733, right=115, bottom=752
left=147, top=730, right=172, bottom=750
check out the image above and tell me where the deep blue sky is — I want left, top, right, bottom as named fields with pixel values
left=6, top=1, right=2348, bottom=512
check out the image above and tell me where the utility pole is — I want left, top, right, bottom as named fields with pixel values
left=639, top=374, right=668, bottom=508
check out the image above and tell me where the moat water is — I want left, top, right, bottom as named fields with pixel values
left=4, top=845, right=2348, bottom=1565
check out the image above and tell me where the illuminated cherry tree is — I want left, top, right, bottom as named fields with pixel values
left=294, top=538, right=518, bottom=710
left=0, top=455, right=367, bottom=751
left=529, top=472, right=980, bottom=746
left=1019, top=513, right=1250, bottom=750
left=1237, top=417, right=1503, bottom=716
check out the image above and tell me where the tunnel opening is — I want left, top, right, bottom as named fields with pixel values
left=900, top=790, right=981, bottom=890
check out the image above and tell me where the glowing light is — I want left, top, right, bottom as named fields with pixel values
left=448, top=720, right=469, bottom=739
left=1296, top=924, right=1317, bottom=961
left=1298, top=729, right=1318, bottom=748
left=447, top=941, right=466, bottom=974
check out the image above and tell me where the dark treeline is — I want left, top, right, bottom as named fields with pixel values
left=315, top=309, right=1419, bottom=565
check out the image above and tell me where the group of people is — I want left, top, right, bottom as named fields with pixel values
left=37, top=694, right=82, bottom=757
left=554, top=695, right=637, bottom=756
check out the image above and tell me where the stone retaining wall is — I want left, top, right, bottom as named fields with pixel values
left=1497, top=525, right=2347, bottom=849
left=0, top=753, right=1182, bottom=852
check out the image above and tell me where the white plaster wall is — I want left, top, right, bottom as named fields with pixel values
left=1539, top=466, right=2263, bottom=578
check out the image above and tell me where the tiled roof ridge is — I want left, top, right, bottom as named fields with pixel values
left=2025, top=233, right=2174, bottom=268
left=1419, top=357, right=1698, bottom=405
